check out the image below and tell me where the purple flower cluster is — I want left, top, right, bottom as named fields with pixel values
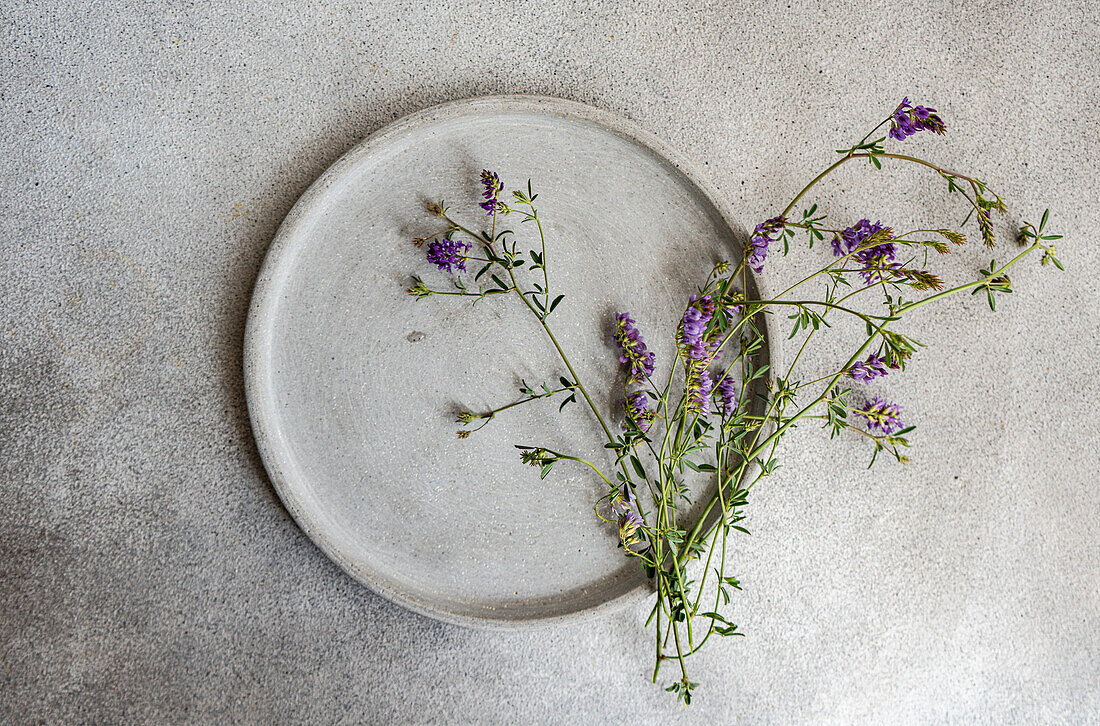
left=679, top=295, right=719, bottom=415
left=847, top=353, right=891, bottom=382
left=715, top=371, right=739, bottom=417
left=614, top=313, right=656, bottom=384
left=888, top=97, right=946, bottom=141
left=857, top=245, right=898, bottom=284
left=425, top=238, right=470, bottom=273
left=624, top=391, right=655, bottom=433
left=479, top=169, right=503, bottom=215
left=855, top=396, right=904, bottom=435
left=748, top=216, right=786, bottom=274
left=832, top=218, right=885, bottom=256
left=832, top=219, right=898, bottom=284
left=680, top=294, right=716, bottom=361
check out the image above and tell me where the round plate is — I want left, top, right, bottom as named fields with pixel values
left=244, top=95, right=762, bottom=627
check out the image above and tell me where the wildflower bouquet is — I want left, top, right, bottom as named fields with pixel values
left=405, top=99, right=1062, bottom=704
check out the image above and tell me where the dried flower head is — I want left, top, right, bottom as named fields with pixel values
left=684, top=359, right=714, bottom=416
left=406, top=276, right=431, bottom=300
left=614, top=312, right=656, bottom=384
left=618, top=509, right=643, bottom=546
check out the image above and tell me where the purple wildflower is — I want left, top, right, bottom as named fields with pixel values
left=855, top=396, right=904, bottom=435
left=832, top=219, right=885, bottom=256
left=856, top=244, right=898, bottom=284
left=617, top=509, right=643, bottom=545
left=614, top=313, right=656, bottom=384
left=715, top=371, right=739, bottom=416
left=832, top=219, right=897, bottom=284
left=679, top=294, right=716, bottom=361
left=623, top=391, right=655, bottom=433
left=479, top=169, right=503, bottom=215
left=678, top=295, right=721, bottom=416
left=888, top=97, right=946, bottom=141
left=847, top=353, right=891, bottom=382
left=747, top=216, right=786, bottom=273
left=425, top=238, right=470, bottom=273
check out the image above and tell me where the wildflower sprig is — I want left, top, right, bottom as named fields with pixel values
left=401, top=103, right=1062, bottom=706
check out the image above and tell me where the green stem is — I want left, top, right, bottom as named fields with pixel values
left=506, top=279, right=614, bottom=442
left=467, top=386, right=571, bottom=420
left=781, top=155, right=854, bottom=218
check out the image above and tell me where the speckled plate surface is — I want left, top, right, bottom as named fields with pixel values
left=244, top=95, right=763, bottom=627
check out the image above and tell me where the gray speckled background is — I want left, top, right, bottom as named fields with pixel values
left=2, top=1, right=1098, bottom=723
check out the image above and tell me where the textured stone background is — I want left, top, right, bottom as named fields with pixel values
left=2, top=1, right=1098, bottom=723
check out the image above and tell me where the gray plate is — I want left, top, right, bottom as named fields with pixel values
left=244, top=95, right=764, bottom=627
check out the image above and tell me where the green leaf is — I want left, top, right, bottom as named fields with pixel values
left=547, top=294, right=565, bottom=315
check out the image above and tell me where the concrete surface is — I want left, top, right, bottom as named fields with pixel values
left=2, top=1, right=1098, bottom=723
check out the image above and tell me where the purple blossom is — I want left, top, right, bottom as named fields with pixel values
left=888, top=97, right=946, bottom=141
left=623, top=391, right=655, bottom=433
left=832, top=219, right=885, bottom=256
left=855, top=396, right=904, bottom=435
left=847, top=353, right=891, bottom=381
left=856, top=244, right=898, bottom=284
left=679, top=294, right=716, bottom=361
left=715, top=371, right=739, bottom=416
left=479, top=169, right=503, bottom=215
left=617, top=509, right=643, bottom=544
left=747, top=216, right=786, bottom=273
left=832, top=219, right=897, bottom=284
left=425, top=238, right=470, bottom=273
left=614, top=313, right=656, bottom=384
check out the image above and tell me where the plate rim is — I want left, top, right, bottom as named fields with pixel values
left=243, top=94, right=769, bottom=629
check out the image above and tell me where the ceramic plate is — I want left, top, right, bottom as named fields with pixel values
left=244, top=95, right=766, bottom=627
